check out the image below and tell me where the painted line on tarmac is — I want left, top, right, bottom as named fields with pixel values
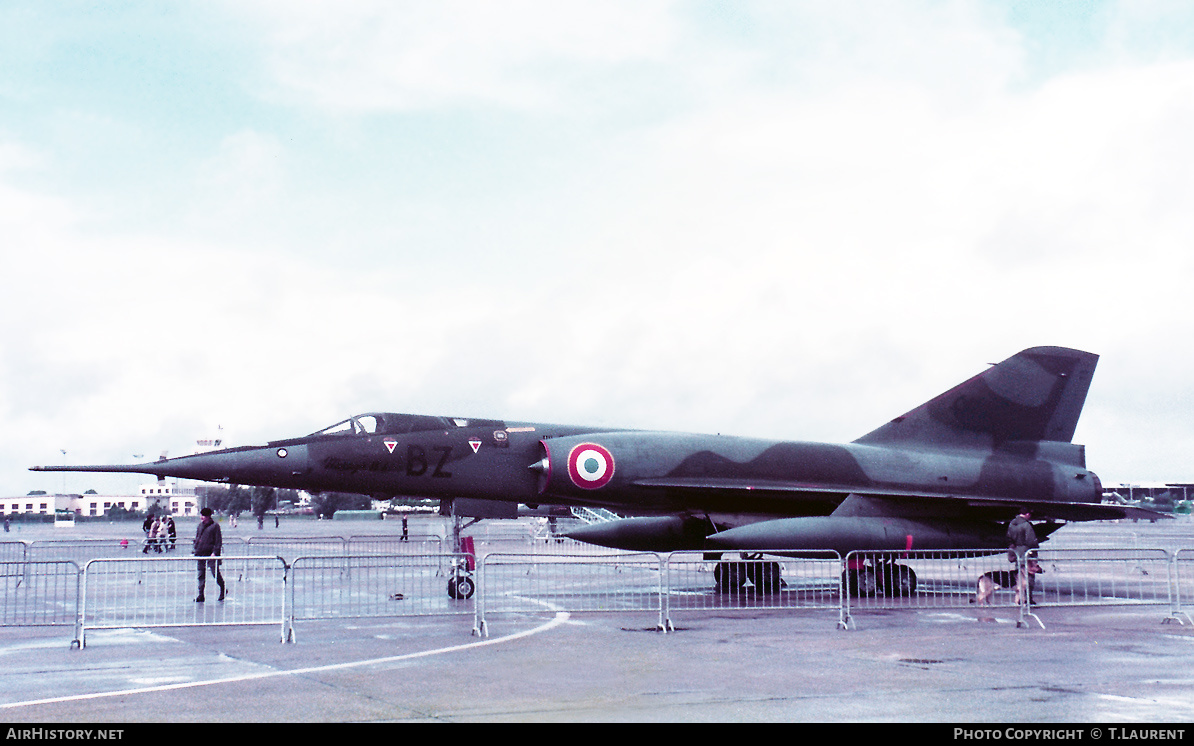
left=0, top=610, right=570, bottom=710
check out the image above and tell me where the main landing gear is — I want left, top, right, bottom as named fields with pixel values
left=713, top=553, right=786, bottom=594
left=842, top=558, right=917, bottom=598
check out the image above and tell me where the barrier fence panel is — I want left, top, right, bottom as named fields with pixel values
left=664, top=551, right=844, bottom=628
left=287, top=553, right=474, bottom=641
left=0, top=542, right=27, bottom=566
left=476, top=552, right=665, bottom=636
left=346, top=535, right=444, bottom=555
left=0, top=561, right=80, bottom=634
left=1173, top=549, right=1194, bottom=625
left=841, top=549, right=1037, bottom=628
left=1030, top=548, right=1174, bottom=610
left=27, top=538, right=177, bottom=563
left=79, top=556, right=288, bottom=647
left=242, top=536, right=347, bottom=561
left=527, top=536, right=645, bottom=557
left=23, top=538, right=253, bottom=563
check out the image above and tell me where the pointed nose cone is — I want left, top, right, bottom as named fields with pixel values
left=159, top=444, right=312, bottom=486
left=31, top=444, right=310, bottom=489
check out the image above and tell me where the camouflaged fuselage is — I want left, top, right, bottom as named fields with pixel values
left=32, top=346, right=1159, bottom=553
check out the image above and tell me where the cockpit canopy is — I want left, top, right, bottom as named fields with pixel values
left=308, top=413, right=503, bottom=438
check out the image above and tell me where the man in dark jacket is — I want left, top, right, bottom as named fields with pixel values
left=193, top=507, right=226, bottom=602
left=1007, top=510, right=1039, bottom=556
left=1007, top=510, right=1039, bottom=605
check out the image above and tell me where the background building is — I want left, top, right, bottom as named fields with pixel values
left=1, top=483, right=198, bottom=517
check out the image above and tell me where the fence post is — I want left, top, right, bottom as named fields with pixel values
left=1167, top=549, right=1193, bottom=626
left=282, top=559, right=294, bottom=643
left=71, top=560, right=83, bottom=649
left=662, top=553, right=672, bottom=633
left=1017, top=550, right=1044, bottom=629
left=841, top=551, right=857, bottom=631
left=837, top=555, right=852, bottom=630
left=21, top=541, right=31, bottom=590
left=655, top=552, right=668, bottom=633
left=473, top=554, right=487, bottom=638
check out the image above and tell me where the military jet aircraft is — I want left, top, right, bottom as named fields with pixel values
left=32, top=346, right=1160, bottom=596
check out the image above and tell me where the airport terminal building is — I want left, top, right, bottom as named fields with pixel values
left=1, top=484, right=199, bottom=518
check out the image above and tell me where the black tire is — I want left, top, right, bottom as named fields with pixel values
left=746, top=561, right=784, bottom=595
left=448, top=575, right=475, bottom=600
left=714, top=562, right=747, bottom=593
left=879, top=564, right=917, bottom=597
left=843, top=568, right=878, bottom=597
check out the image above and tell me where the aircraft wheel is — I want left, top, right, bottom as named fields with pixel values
left=881, top=564, right=917, bottom=597
left=746, top=561, right=784, bottom=595
left=448, top=575, right=475, bottom=600
left=714, top=562, right=747, bottom=593
left=888, top=560, right=912, bottom=596
left=843, top=569, right=877, bottom=597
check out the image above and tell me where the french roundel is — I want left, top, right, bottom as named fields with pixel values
left=567, top=443, right=615, bottom=490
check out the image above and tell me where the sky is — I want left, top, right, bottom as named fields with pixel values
left=4, top=0, right=1194, bottom=496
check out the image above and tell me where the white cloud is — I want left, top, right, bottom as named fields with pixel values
left=191, top=130, right=288, bottom=226
left=240, top=0, right=680, bottom=112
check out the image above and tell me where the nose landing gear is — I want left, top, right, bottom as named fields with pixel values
left=448, top=570, right=475, bottom=600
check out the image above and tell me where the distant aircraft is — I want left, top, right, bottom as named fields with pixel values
left=33, top=347, right=1162, bottom=596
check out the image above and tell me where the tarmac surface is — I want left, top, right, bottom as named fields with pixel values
left=3, top=515, right=1194, bottom=724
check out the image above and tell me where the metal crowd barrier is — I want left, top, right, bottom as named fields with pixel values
left=8, top=542, right=1194, bottom=647
left=285, top=553, right=474, bottom=642
left=1173, top=549, right=1194, bottom=626
left=476, top=551, right=846, bottom=635
left=233, top=536, right=444, bottom=561
left=1029, top=548, right=1179, bottom=628
left=345, top=535, right=444, bottom=555
left=20, top=537, right=251, bottom=563
left=78, top=556, right=288, bottom=648
left=527, top=535, right=644, bottom=556
left=28, top=538, right=169, bottom=562
left=837, top=548, right=1186, bottom=630
left=241, top=536, right=347, bottom=559
left=476, top=552, right=666, bottom=636
left=840, top=549, right=1027, bottom=629
left=664, top=551, right=844, bottom=628
left=0, top=561, right=80, bottom=635
left=0, top=541, right=27, bottom=565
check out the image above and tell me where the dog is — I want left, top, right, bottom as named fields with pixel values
left=973, top=560, right=1042, bottom=605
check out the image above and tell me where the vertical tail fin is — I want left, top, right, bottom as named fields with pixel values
left=854, top=346, right=1098, bottom=449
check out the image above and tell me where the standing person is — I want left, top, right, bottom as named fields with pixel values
left=1007, top=509, right=1039, bottom=605
left=193, top=508, right=226, bottom=602
left=143, top=517, right=160, bottom=554
left=165, top=515, right=177, bottom=551
left=401, top=515, right=408, bottom=542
